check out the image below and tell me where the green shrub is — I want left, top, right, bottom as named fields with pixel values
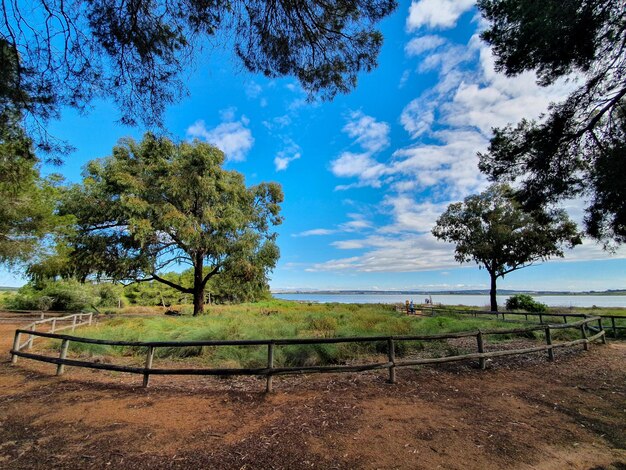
left=7, top=279, right=96, bottom=311
left=506, top=294, right=547, bottom=313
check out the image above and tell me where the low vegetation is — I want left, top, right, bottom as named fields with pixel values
left=60, top=300, right=544, bottom=368
left=506, top=294, right=548, bottom=313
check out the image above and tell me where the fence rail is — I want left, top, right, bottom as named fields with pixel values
left=430, top=306, right=626, bottom=336
left=14, top=313, right=93, bottom=351
left=10, top=315, right=606, bottom=392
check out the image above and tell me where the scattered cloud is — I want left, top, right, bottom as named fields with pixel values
left=342, top=111, right=390, bottom=153
left=293, top=213, right=373, bottom=238
left=294, top=228, right=337, bottom=237
left=311, top=18, right=616, bottom=275
left=405, top=34, right=446, bottom=56
left=187, top=110, right=254, bottom=162
left=244, top=81, right=262, bottom=99
left=406, top=0, right=475, bottom=31
left=330, top=111, right=391, bottom=189
left=274, top=139, right=301, bottom=171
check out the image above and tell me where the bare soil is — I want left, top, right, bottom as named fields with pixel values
left=0, top=320, right=625, bottom=469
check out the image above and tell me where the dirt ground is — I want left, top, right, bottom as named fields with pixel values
left=0, top=320, right=625, bottom=470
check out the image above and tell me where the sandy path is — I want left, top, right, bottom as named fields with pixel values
left=0, top=320, right=624, bottom=469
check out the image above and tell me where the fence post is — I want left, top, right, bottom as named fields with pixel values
left=545, top=327, right=554, bottom=361
left=611, top=317, right=617, bottom=337
left=11, top=331, right=21, bottom=364
left=27, top=323, right=36, bottom=350
left=477, top=331, right=486, bottom=370
left=562, top=315, right=567, bottom=324
left=598, top=318, right=607, bottom=345
left=538, top=313, right=543, bottom=324
left=387, top=338, right=396, bottom=384
left=581, top=324, right=589, bottom=351
left=88, top=313, right=93, bottom=326
left=143, top=346, right=155, bottom=388
left=266, top=342, right=275, bottom=393
left=51, top=318, right=57, bottom=333
left=56, top=339, right=70, bottom=376
left=525, top=313, right=528, bottom=321
left=72, top=315, right=77, bottom=332
left=40, top=312, right=45, bottom=320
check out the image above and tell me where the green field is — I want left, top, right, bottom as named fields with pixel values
left=61, top=300, right=570, bottom=368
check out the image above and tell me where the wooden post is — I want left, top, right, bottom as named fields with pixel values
left=525, top=313, right=528, bottom=321
left=88, top=313, right=93, bottom=326
left=51, top=318, right=57, bottom=333
left=266, top=343, right=275, bottom=393
left=581, top=324, right=589, bottom=351
left=611, top=317, right=617, bottom=337
left=11, top=331, right=21, bottom=364
left=40, top=312, right=45, bottom=320
left=545, top=327, right=554, bottom=361
left=562, top=315, right=567, bottom=324
left=598, top=318, right=607, bottom=345
left=72, top=315, right=77, bottom=332
left=27, top=323, right=36, bottom=350
left=56, top=339, right=70, bottom=376
left=387, top=338, right=396, bottom=384
left=143, top=346, right=155, bottom=388
left=477, top=331, right=486, bottom=370
left=538, top=313, right=543, bottom=324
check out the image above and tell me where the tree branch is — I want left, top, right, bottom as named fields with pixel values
left=201, top=264, right=221, bottom=287
left=152, top=272, right=193, bottom=293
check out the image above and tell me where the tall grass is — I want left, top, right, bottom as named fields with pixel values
left=63, top=300, right=537, bottom=367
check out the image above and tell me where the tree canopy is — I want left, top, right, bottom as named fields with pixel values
left=432, top=184, right=581, bottom=311
left=0, top=119, right=66, bottom=266
left=477, top=0, right=626, bottom=246
left=58, top=133, right=283, bottom=315
left=1, top=0, right=397, bottom=145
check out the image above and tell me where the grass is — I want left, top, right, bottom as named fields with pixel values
left=60, top=300, right=546, bottom=368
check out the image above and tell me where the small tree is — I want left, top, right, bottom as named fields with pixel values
left=505, top=294, right=547, bottom=313
left=432, top=185, right=581, bottom=312
left=59, top=133, right=283, bottom=315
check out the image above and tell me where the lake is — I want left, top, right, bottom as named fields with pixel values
left=273, top=293, right=626, bottom=308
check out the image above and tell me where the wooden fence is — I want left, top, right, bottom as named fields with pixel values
left=10, top=315, right=606, bottom=392
left=430, top=306, right=626, bottom=337
left=12, top=313, right=93, bottom=351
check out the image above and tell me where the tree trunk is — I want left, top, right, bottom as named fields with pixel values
left=489, top=272, right=498, bottom=312
left=192, top=253, right=204, bottom=316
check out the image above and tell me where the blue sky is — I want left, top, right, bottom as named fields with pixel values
left=2, top=0, right=625, bottom=292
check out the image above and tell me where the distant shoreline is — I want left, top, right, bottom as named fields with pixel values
left=272, top=290, right=626, bottom=296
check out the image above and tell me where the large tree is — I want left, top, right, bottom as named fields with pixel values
left=477, top=0, right=626, bottom=246
left=0, top=109, right=65, bottom=266
left=1, top=0, right=396, bottom=145
left=432, top=185, right=581, bottom=312
left=59, top=133, right=283, bottom=315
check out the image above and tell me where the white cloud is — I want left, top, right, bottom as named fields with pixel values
left=406, top=0, right=475, bottom=31
left=274, top=149, right=301, bottom=172
left=342, top=111, right=390, bottom=153
left=244, top=81, right=262, bottom=99
left=294, top=228, right=337, bottom=237
left=400, top=99, right=435, bottom=138
left=309, top=14, right=625, bottom=276
left=405, top=35, right=446, bottom=56
left=187, top=111, right=254, bottom=162
left=294, top=213, right=372, bottom=238
left=309, top=233, right=459, bottom=272
left=330, top=112, right=391, bottom=189
left=273, top=138, right=301, bottom=171
left=399, top=70, right=411, bottom=89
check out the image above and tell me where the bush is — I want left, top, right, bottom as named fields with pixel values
left=506, top=294, right=547, bottom=313
left=7, top=279, right=97, bottom=311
